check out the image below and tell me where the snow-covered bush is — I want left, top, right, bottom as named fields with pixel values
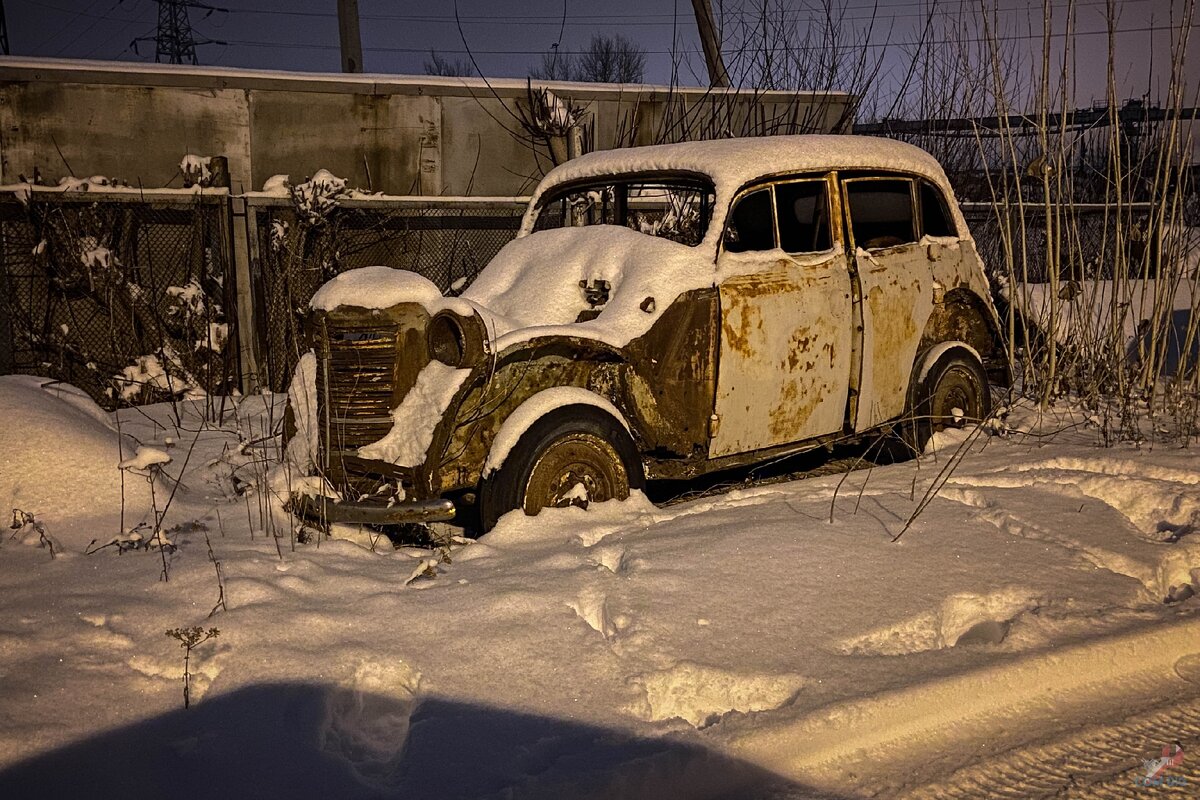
left=13, top=192, right=236, bottom=409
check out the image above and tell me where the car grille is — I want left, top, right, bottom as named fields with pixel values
left=311, top=305, right=434, bottom=495
left=317, top=323, right=399, bottom=457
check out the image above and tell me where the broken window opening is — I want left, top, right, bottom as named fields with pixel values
left=845, top=179, right=917, bottom=250
left=723, top=188, right=776, bottom=253
left=776, top=180, right=832, bottom=253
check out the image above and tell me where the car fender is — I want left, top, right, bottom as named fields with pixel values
left=482, top=387, right=632, bottom=477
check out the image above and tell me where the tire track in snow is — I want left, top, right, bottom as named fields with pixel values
left=729, top=617, right=1200, bottom=795
left=900, top=694, right=1200, bottom=798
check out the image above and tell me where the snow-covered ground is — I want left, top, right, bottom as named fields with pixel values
left=1, top=375, right=1198, bottom=798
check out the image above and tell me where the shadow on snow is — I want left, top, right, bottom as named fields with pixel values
left=0, top=682, right=845, bottom=800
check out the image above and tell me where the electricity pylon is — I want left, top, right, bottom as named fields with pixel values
left=132, top=0, right=226, bottom=65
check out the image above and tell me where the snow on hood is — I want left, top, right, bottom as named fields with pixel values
left=463, top=226, right=715, bottom=349
left=310, top=228, right=715, bottom=350
left=310, top=266, right=447, bottom=312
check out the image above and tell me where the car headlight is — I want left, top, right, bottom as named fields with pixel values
left=428, top=311, right=484, bottom=367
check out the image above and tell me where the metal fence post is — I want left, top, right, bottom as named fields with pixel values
left=229, top=196, right=261, bottom=394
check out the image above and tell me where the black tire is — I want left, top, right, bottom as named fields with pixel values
left=479, top=406, right=645, bottom=532
left=908, top=349, right=991, bottom=454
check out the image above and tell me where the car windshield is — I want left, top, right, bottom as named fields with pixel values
left=532, top=176, right=715, bottom=246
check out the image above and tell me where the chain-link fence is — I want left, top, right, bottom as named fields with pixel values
left=0, top=190, right=239, bottom=409
left=246, top=196, right=527, bottom=392
left=2, top=188, right=1173, bottom=406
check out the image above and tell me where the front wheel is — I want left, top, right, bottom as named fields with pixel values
left=479, top=407, right=645, bottom=532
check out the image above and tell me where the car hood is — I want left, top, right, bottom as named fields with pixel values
left=462, top=226, right=716, bottom=349
left=310, top=226, right=718, bottom=351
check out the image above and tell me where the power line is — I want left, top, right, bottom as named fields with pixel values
left=52, top=0, right=134, bottom=57
left=220, top=0, right=1148, bottom=23
left=219, top=22, right=1199, bottom=57
left=18, top=0, right=1155, bottom=27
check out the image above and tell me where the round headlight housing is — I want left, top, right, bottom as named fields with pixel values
left=429, top=310, right=490, bottom=368
left=428, top=312, right=467, bottom=366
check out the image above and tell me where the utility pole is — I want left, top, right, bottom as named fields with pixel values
left=0, top=1, right=9, bottom=56
left=337, top=0, right=364, bottom=73
left=690, top=0, right=729, bottom=88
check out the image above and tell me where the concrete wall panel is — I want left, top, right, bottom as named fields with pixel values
left=0, top=82, right=250, bottom=188
left=0, top=61, right=853, bottom=196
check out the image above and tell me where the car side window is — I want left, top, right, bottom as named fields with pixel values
left=775, top=180, right=832, bottom=253
left=723, top=188, right=776, bottom=253
left=844, top=179, right=917, bottom=250
left=920, top=181, right=957, bottom=237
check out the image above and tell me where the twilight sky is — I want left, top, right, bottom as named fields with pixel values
left=4, top=1, right=1197, bottom=108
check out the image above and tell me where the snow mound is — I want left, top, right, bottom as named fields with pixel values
left=118, top=446, right=171, bottom=471
left=0, top=376, right=155, bottom=544
left=626, top=661, right=805, bottom=728
left=839, top=589, right=1041, bottom=655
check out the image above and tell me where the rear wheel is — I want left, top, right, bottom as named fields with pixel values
left=480, top=407, right=644, bottom=532
left=911, top=349, right=990, bottom=452
left=882, top=348, right=990, bottom=461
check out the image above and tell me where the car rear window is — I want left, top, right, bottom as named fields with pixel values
left=776, top=180, right=832, bottom=253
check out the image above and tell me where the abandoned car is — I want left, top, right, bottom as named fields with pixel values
left=286, top=135, right=1008, bottom=531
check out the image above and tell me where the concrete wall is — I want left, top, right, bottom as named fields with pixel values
left=0, top=59, right=853, bottom=197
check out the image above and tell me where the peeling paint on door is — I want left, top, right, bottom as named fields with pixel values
left=712, top=255, right=853, bottom=457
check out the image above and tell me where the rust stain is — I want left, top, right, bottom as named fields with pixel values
left=786, top=325, right=813, bottom=370
left=721, top=296, right=764, bottom=358
left=767, top=375, right=827, bottom=439
left=867, top=279, right=921, bottom=405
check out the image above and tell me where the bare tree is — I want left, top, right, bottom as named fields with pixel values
left=575, top=34, right=646, bottom=83
left=424, top=50, right=473, bottom=77
left=530, top=49, right=573, bottom=81
left=531, top=34, right=647, bottom=83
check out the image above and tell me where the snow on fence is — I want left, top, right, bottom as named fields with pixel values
left=0, top=190, right=528, bottom=406
left=0, top=188, right=239, bottom=409
left=241, top=195, right=527, bottom=392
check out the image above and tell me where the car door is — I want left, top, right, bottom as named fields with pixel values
left=710, top=175, right=854, bottom=458
left=841, top=175, right=936, bottom=431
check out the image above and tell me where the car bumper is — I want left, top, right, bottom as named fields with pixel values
left=293, top=495, right=457, bottom=525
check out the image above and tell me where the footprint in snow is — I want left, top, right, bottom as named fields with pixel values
left=321, top=660, right=422, bottom=790
left=567, top=585, right=632, bottom=640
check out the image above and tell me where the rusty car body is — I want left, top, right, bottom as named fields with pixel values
left=287, top=135, right=1008, bottom=531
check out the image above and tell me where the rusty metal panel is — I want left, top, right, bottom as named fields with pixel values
left=623, top=289, right=718, bottom=457
left=711, top=255, right=853, bottom=457
left=853, top=244, right=935, bottom=429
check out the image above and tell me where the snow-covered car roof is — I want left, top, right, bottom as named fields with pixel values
left=519, top=135, right=966, bottom=243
